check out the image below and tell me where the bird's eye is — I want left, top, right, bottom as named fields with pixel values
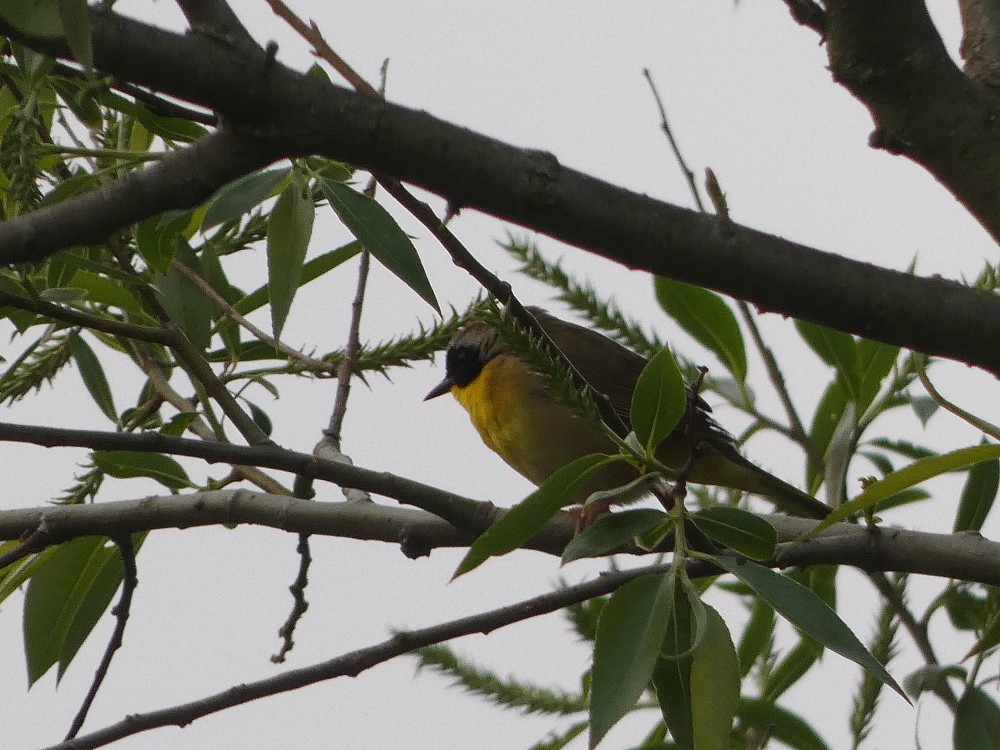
left=446, top=345, right=485, bottom=388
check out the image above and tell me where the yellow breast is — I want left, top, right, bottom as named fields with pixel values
left=451, top=354, right=632, bottom=493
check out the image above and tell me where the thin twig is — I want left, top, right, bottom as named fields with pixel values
left=0, top=524, right=51, bottom=569
left=40, top=560, right=688, bottom=750
left=642, top=68, right=705, bottom=213
left=65, top=535, right=138, bottom=739
left=271, top=532, right=311, bottom=664
left=916, top=356, right=1000, bottom=439
left=169, top=259, right=337, bottom=374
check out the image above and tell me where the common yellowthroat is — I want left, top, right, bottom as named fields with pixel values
left=426, top=307, right=830, bottom=520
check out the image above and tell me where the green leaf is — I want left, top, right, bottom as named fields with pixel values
left=795, top=321, right=860, bottom=400
left=92, top=450, right=192, bottom=490
left=202, top=167, right=291, bottom=229
left=737, top=698, right=831, bottom=750
left=710, top=556, right=908, bottom=702
left=807, top=380, right=848, bottom=491
left=267, top=180, right=315, bottom=339
left=561, top=508, right=668, bottom=564
left=955, top=687, right=1000, bottom=750
left=155, top=241, right=212, bottom=349
left=591, top=570, right=677, bottom=749
left=653, top=277, right=747, bottom=382
left=68, top=332, right=116, bottom=422
left=857, top=337, right=899, bottom=412
left=690, top=507, right=776, bottom=560
left=132, top=101, right=208, bottom=143
left=24, top=535, right=142, bottom=684
left=964, top=602, right=1000, bottom=659
left=233, top=240, right=361, bottom=318
left=805, top=443, right=1000, bottom=538
left=630, top=348, right=686, bottom=455
left=320, top=178, right=439, bottom=313
left=67, top=269, right=144, bottom=316
left=954, top=455, right=999, bottom=532
left=903, top=664, right=966, bottom=699
left=0, top=0, right=63, bottom=37
left=910, top=395, right=939, bottom=426
left=823, top=401, right=856, bottom=507
left=736, top=598, right=775, bottom=679
left=135, top=215, right=178, bottom=274
left=56, top=0, right=92, bottom=69
left=454, top=454, right=613, bottom=578
left=690, top=605, right=740, bottom=750
left=653, top=576, right=695, bottom=750
left=761, top=639, right=817, bottom=701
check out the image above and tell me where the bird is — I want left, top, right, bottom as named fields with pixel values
left=425, top=306, right=830, bottom=520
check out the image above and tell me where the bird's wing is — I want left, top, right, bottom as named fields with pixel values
left=528, top=307, right=646, bottom=426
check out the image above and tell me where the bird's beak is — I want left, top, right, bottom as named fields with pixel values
left=424, top=376, right=455, bottom=401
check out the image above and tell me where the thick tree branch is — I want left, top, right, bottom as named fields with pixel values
left=960, top=0, right=1000, bottom=90
left=1, top=491, right=999, bottom=585
left=0, top=421, right=498, bottom=535
left=3, top=10, right=1000, bottom=378
left=825, top=0, right=1000, bottom=241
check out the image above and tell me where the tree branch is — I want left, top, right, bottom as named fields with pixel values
left=824, top=0, right=1000, bottom=241
left=3, top=9, right=1000, bottom=378
left=1, top=490, right=999, bottom=585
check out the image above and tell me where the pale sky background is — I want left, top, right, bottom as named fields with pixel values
left=3, top=1, right=999, bottom=748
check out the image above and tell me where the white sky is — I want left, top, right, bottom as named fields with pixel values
left=3, top=1, right=998, bottom=748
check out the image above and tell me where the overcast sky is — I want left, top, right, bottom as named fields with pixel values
left=3, top=2, right=997, bottom=748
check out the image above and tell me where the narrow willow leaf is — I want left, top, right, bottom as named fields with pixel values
left=904, top=664, right=966, bottom=698
left=60, top=533, right=145, bottom=680
left=134, top=215, right=177, bottom=274
left=202, top=167, right=291, bottom=229
left=24, top=536, right=141, bottom=684
left=737, top=698, right=831, bottom=750
left=736, top=598, right=775, bottom=679
left=805, top=443, right=1000, bottom=538
left=954, top=687, right=1000, bottom=750
left=690, top=507, right=776, bottom=560
left=824, top=401, right=856, bottom=508
left=561, top=508, right=668, bottom=564
left=690, top=605, right=740, bottom=750
left=964, top=602, right=1000, bottom=660
left=0, top=0, right=63, bottom=37
left=591, top=570, right=677, bottom=749
left=267, top=180, right=315, bottom=339
left=711, top=556, right=908, bottom=702
left=320, top=178, right=439, bottom=313
left=653, top=277, right=747, bottom=382
left=68, top=332, right=116, bottom=422
left=954, top=455, right=999, bottom=532
left=630, top=348, right=686, bottom=455
left=795, top=321, right=860, bottom=400
left=857, top=337, right=899, bottom=412
left=807, top=380, right=848, bottom=491
left=155, top=242, right=212, bottom=349
left=234, top=241, right=361, bottom=317
left=92, top=450, right=192, bottom=490
left=762, top=639, right=817, bottom=701
left=653, top=574, right=695, bottom=750
left=454, top=454, right=612, bottom=578
left=56, top=0, right=92, bottom=69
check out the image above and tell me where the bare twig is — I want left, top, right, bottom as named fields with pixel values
left=271, top=532, right=311, bottom=664
left=170, top=259, right=337, bottom=374
left=65, top=536, right=138, bottom=739
left=39, top=560, right=684, bottom=750
left=0, top=524, right=51, bottom=569
left=642, top=68, right=705, bottom=213
left=916, top=356, right=1000, bottom=439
